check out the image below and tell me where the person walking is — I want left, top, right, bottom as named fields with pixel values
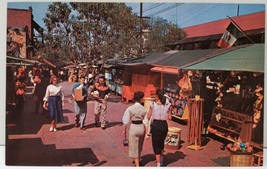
left=14, top=66, right=27, bottom=115
left=43, top=75, right=65, bottom=132
left=122, top=91, right=147, bottom=167
left=146, top=89, right=172, bottom=167
left=33, top=74, right=49, bottom=115
left=71, top=76, right=88, bottom=130
left=91, top=75, right=110, bottom=130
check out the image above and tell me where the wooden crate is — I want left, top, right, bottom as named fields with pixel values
left=74, top=88, right=83, bottom=101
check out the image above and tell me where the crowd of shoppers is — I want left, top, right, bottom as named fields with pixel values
left=9, top=63, right=174, bottom=167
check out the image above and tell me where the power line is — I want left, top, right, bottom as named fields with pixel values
left=176, top=4, right=208, bottom=21
left=149, top=3, right=183, bottom=17
left=164, top=4, right=211, bottom=26
left=167, top=3, right=206, bottom=19
left=143, top=3, right=165, bottom=13
left=179, top=4, right=219, bottom=26
left=149, top=3, right=184, bottom=17
left=164, top=3, right=206, bottom=24
left=143, top=3, right=161, bottom=12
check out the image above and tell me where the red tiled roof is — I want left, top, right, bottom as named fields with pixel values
left=183, top=11, right=265, bottom=38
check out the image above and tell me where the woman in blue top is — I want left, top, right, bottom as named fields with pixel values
left=71, top=76, right=88, bottom=130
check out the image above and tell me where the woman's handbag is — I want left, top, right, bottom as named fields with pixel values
left=123, top=133, right=129, bottom=146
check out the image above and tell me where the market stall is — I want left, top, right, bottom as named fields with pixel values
left=185, top=44, right=264, bottom=149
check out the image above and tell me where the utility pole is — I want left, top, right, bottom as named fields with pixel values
left=140, top=3, right=143, bottom=36
left=237, top=5, right=240, bottom=16
left=176, top=3, right=178, bottom=26
left=140, top=3, right=143, bottom=55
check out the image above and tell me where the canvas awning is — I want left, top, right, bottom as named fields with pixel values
left=151, top=66, right=179, bottom=75
left=6, top=55, right=42, bottom=65
left=105, top=44, right=264, bottom=74
left=185, top=44, right=264, bottom=73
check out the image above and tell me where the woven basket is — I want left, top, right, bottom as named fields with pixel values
left=168, top=127, right=182, bottom=134
left=230, top=152, right=252, bottom=166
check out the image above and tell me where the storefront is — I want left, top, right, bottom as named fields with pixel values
left=104, top=44, right=264, bottom=150
left=185, top=44, right=264, bottom=149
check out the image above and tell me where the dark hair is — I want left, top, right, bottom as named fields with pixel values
left=98, top=74, right=105, bottom=80
left=156, top=89, right=166, bottom=105
left=258, top=89, right=264, bottom=96
left=49, top=75, right=58, bottom=84
left=97, top=76, right=107, bottom=87
left=133, top=91, right=144, bottom=102
left=80, top=75, right=85, bottom=79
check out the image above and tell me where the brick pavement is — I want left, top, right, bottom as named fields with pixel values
left=6, top=82, right=231, bottom=167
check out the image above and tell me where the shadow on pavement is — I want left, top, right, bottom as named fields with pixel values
left=140, top=154, right=155, bottom=166
left=92, top=160, right=108, bottom=166
left=211, top=156, right=230, bottom=166
left=163, top=151, right=186, bottom=166
left=201, top=137, right=211, bottom=146
left=57, top=123, right=75, bottom=131
left=6, top=138, right=101, bottom=166
left=179, top=139, right=185, bottom=149
left=106, top=121, right=123, bottom=129
left=84, top=123, right=99, bottom=129
left=6, top=111, right=50, bottom=135
left=63, top=108, right=74, bottom=114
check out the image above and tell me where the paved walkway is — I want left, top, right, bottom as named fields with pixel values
left=6, top=82, right=231, bottom=167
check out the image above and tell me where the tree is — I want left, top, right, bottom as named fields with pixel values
left=39, top=2, right=142, bottom=67
left=146, top=17, right=186, bottom=52
left=34, top=2, right=74, bottom=67
left=36, top=2, right=185, bottom=67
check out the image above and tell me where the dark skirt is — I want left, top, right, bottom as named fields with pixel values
left=151, top=120, right=168, bottom=155
left=48, top=96, right=64, bottom=123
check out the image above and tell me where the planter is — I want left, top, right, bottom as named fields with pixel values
left=164, top=127, right=182, bottom=150
left=229, top=150, right=252, bottom=166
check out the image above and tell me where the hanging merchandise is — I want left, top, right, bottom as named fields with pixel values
left=178, top=72, right=192, bottom=98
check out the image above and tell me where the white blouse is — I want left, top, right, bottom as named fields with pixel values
left=150, top=99, right=171, bottom=121
left=122, top=102, right=147, bottom=125
left=43, top=84, right=64, bottom=101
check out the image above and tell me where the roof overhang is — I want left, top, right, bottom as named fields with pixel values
left=185, top=44, right=264, bottom=73
left=151, top=65, right=179, bottom=75
left=6, top=55, right=42, bottom=65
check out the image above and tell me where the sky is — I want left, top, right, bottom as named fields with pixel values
left=6, top=1, right=265, bottom=30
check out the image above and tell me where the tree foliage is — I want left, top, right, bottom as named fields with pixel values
left=146, top=17, right=186, bottom=51
left=37, top=2, right=185, bottom=67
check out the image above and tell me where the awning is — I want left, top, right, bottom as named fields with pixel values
left=151, top=46, right=246, bottom=69
left=105, top=44, right=264, bottom=74
left=185, top=44, right=264, bottom=73
left=6, top=62, right=33, bottom=66
left=6, top=55, right=42, bottom=64
left=151, top=66, right=179, bottom=75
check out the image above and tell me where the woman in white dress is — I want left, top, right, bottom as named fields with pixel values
left=43, top=75, right=65, bottom=132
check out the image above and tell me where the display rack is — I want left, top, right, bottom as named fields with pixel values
left=187, top=98, right=204, bottom=150
left=208, top=107, right=249, bottom=142
left=171, top=101, right=189, bottom=121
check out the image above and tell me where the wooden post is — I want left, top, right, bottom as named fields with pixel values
left=186, top=98, right=204, bottom=150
